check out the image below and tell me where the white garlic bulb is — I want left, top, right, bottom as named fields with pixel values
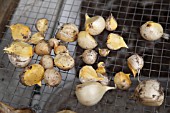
left=127, top=54, right=144, bottom=77
left=75, top=82, right=116, bottom=106
left=85, top=13, right=105, bottom=35
left=134, top=79, right=164, bottom=106
left=140, top=21, right=169, bottom=41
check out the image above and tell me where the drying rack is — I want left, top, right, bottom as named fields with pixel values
left=0, top=0, right=170, bottom=113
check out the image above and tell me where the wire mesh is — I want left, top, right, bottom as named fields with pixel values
left=0, top=0, right=170, bottom=113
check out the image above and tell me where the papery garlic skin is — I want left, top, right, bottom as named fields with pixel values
left=106, top=33, right=128, bottom=50
left=85, top=13, right=105, bottom=35
left=106, top=13, right=118, bottom=31
left=75, top=82, right=116, bottom=106
left=140, top=21, right=164, bottom=41
left=127, top=54, right=144, bottom=77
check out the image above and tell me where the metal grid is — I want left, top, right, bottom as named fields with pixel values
left=0, top=0, right=170, bottom=113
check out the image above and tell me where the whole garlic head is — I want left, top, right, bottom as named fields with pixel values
left=134, top=79, right=164, bottom=106
left=85, top=13, right=105, bottom=35
left=127, top=54, right=144, bottom=77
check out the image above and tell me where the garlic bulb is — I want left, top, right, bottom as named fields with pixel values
left=85, top=13, right=105, bottom=35
left=77, top=31, right=98, bottom=49
left=140, top=21, right=169, bottom=41
left=114, top=72, right=131, bottom=90
left=127, top=54, right=144, bottom=78
left=98, top=48, right=110, bottom=57
left=75, top=82, right=116, bottom=106
left=134, top=79, right=164, bottom=106
left=79, top=65, right=104, bottom=83
left=106, top=33, right=128, bottom=50
left=82, top=50, right=97, bottom=65
left=105, top=13, right=118, bottom=31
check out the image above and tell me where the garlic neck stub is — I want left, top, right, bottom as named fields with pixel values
left=85, top=13, right=106, bottom=36
left=127, top=54, right=144, bottom=77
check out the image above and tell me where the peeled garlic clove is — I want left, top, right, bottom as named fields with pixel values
left=134, top=79, right=164, bottom=106
left=56, top=23, right=79, bottom=42
left=44, top=68, right=61, bottom=87
left=82, top=50, right=97, bottom=65
left=127, top=54, right=144, bottom=77
left=105, top=13, right=118, bottom=31
left=79, top=65, right=104, bottom=83
left=114, top=72, right=131, bottom=90
left=85, top=13, right=105, bottom=35
left=77, top=31, right=98, bottom=49
left=20, top=64, right=44, bottom=86
left=8, top=54, right=31, bottom=68
left=9, top=23, right=31, bottom=42
left=36, top=18, right=48, bottom=33
left=98, top=48, right=110, bottom=57
left=106, top=33, right=128, bottom=50
left=28, top=32, right=44, bottom=44
left=75, top=82, right=116, bottom=106
left=4, top=41, right=33, bottom=57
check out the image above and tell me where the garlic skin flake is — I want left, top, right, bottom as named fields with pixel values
left=127, top=54, right=144, bottom=77
left=79, top=66, right=104, bottom=83
left=75, top=82, right=116, bottom=106
left=106, top=13, right=118, bottom=31
left=106, top=33, right=128, bottom=50
left=85, top=13, right=106, bottom=35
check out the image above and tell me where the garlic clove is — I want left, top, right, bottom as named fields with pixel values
left=82, top=50, right=97, bottom=65
left=79, top=65, right=104, bottom=83
left=85, top=13, right=106, bottom=36
left=114, top=72, right=131, bottom=90
left=98, top=48, right=110, bottom=57
left=77, top=31, right=98, bottom=49
left=106, top=33, right=128, bottom=50
left=127, top=54, right=144, bottom=77
left=75, top=82, right=116, bottom=106
left=105, top=13, right=118, bottom=31
left=140, top=21, right=165, bottom=41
